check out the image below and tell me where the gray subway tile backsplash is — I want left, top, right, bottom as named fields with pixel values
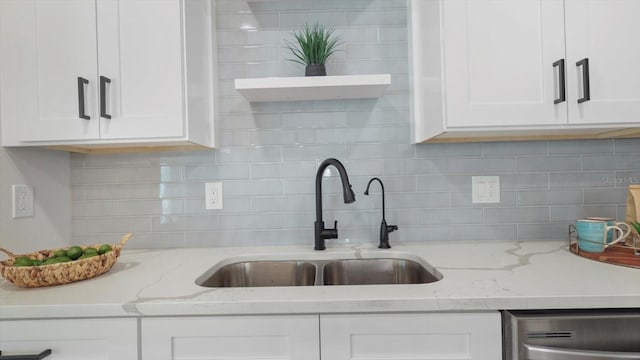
left=84, top=184, right=149, bottom=200
left=484, top=207, right=549, bottom=224
left=583, top=188, right=628, bottom=205
left=184, top=164, right=250, bottom=181
left=549, top=172, right=613, bottom=189
left=72, top=201, right=119, bottom=217
left=86, top=217, right=152, bottom=233
left=549, top=205, right=618, bottom=222
left=418, top=208, right=483, bottom=226
left=71, top=168, right=117, bottom=185
left=517, top=223, right=570, bottom=240
left=346, top=9, right=407, bottom=26
left=117, top=166, right=182, bottom=184
left=69, top=0, right=640, bottom=248
left=583, top=155, right=640, bottom=171
left=548, top=139, right=614, bottom=155
left=517, top=190, right=584, bottom=206
left=152, top=215, right=219, bottom=232
left=450, top=225, right=518, bottom=241
left=448, top=157, right=516, bottom=174
left=119, top=200, right=184, bottom=216
left=251, top=162, right=316, bottom=179
left=480, top=141, right=548, bottom=156
left=516, top=156, right=582, bottom=172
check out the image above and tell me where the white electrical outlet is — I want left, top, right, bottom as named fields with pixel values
left=205, top=182, right=223, bottom=210
left=472, top=176, right=500, bottom=204
left=12, top=184, right=34, bottom=218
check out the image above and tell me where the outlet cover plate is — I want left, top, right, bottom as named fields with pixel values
left=205, top=182, right=223, bottom=210
left=12, top=184, right=34, bottom=218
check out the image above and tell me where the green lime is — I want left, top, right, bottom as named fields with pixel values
left=66, top=246, right=83, bottom=260
left=77, top=253, right=98, bottom=260
left=13, top=256, right=34, bottom=267
left=98, top=244, right=112, bottom=254
left=53, top=249, right=67, bottom=258
left=83, top=247, right=98, bottom=256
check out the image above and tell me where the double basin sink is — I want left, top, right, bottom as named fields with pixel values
left=196, top=254, right=442, bottom=287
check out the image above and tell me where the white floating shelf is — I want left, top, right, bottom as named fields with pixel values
left=234, top=74, right=391, bottom=102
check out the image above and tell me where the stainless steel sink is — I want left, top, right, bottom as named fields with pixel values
left=196, top=261, right=317, bottom=287
left=196, top=255, right=442, bottom=288
left=322, top=258, right=440, bottom=285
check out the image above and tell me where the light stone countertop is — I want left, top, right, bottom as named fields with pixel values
left=1, top=240, right=639, bottom=320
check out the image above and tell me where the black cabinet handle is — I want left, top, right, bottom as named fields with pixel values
left=552, top=59, right=566, bottom=104
left=100, top=76, right=112, bottom=119
left=576, top=58, right=590, bottom=103
left=0, top=349, right=52, bottom=360
left=77, top=76, right=90, bottom=120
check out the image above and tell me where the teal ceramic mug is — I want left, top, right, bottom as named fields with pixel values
left=576, top=218, right=630, bottom=253
left=585, top=217, right=631, bottom=243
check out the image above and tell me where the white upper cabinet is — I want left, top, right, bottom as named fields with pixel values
left=96, top=0, right=185, bottom=140
left=410, top=0, right=640, bottom=143
left=0, top=0, right=216, bottom=152
left=1, top=0, right=101, bottom=142
left=442, top=0, right=566, bottom=129
left=565, top=0, right=640, bottom=125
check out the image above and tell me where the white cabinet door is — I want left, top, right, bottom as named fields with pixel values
left=141, top=315, right=320, bottom=360
left=0, top=318, right=138, bottom=360
left=442, top=0, right=566, bottom=128
left=1, top=0, right=215, bottom=150
left=0, top=0, right=101, bottom=142
left=321, top=312, right=502, bottom=360
left=97, top=0, right=185, bottom=140
left=565, top=0, right=640, bottom=125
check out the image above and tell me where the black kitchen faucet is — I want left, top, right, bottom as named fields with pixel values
left=314, top=158, right=355, bottom=250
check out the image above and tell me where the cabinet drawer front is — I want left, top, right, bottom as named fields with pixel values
left=321, top=312, right=501, bottom=360
left=141, top=315, right=320, bottom=360
left=0, top=318, right=138, bottom=360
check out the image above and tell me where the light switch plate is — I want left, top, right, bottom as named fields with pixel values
left=472, top=176, right=500, bottom=204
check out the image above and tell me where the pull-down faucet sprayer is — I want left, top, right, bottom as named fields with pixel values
left=364, top=177, right=398, bottom=249
left=314, top=158, right=356, bottom=250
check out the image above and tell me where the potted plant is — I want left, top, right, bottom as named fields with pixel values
left=287, top=22, right=341, bottom=76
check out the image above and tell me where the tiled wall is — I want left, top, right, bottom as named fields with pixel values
left=70, top=0, right=640, bottom=248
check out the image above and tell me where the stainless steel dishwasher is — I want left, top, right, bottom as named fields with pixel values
left=503, top=309, right=640, bottom=360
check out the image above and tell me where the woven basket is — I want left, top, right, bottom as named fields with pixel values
left=0, top=233, right=131, bottom=288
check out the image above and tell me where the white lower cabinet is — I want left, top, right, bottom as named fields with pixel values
left=321, top=312, right=502, bottom=360
left=0, top=318, right=138, bottom=359
left=140, top=312, right=501, bottom=360
left=0, top=312, right=501, bottom=359
left=141, top=315, right=320, bottom=360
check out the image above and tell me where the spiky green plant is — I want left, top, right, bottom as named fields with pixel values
left=287, top=23, right=341, bottom=65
